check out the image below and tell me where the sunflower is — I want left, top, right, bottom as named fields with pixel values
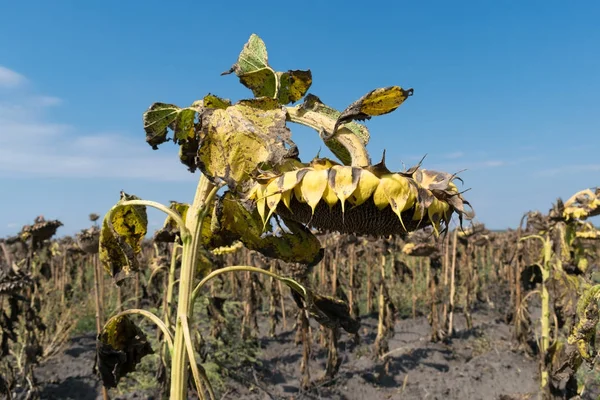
left=249, top=157, right=471, bottom=237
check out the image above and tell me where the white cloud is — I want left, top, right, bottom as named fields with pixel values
left=0, top=66, right=27, bottom=88
left=0, top=69, right=198, bottom=182
left=442, top=151, right=464, bottom=159
left=482, top=160, right=505, bottom=167
left=536, top=164, right=600, bottom=177
left=6, top=223, right=19, bottom=228
left=32, top=95, right=62, bottom=107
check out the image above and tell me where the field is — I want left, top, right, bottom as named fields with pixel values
left=2, top=33, right=600, bottom=400
left=2, top=213, right=600, bottom=399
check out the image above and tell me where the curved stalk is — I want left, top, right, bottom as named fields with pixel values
left=104, top=309, right=174, bottom=353
left=285, top=105, right=370, bottom=167
left=106, top=199, right=191, bottom=241
left=191, top=265, right=305, bottom=309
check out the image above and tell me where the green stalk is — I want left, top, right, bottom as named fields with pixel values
left=170, top=175, right=216, bottom=400
left=165, top=244, right=181, bottom=327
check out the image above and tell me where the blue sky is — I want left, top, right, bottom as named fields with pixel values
left=1, top=1, right=599, bottom=237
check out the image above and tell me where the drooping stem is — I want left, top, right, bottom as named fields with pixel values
left=285, top=105, right=370, bottom=167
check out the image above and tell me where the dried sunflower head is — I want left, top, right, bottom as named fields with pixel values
left=563, top=188, right=600, bottom=221
left=249, top=157, right=472, bottom=237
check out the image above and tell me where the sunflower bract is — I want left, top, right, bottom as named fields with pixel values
left=248, top=158, right=471, bottom=237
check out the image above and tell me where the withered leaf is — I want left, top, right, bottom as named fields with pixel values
left=203, top=94, right=231, bottom=110
left=153, top=201, right=189, bottom=243
left=198, top=98, right=295, bottom=193
left=99, top=192, right=147, bottom=283
left=334, top=86, right=413, bottom=132
left=143, top=101, right=204, bottom=172
left=143, top=103, right=201, bottom=148
left=277, top=70, right=312, bottom=104
left=207, top=192, right=324, bottom=266
left=291, top=288, right=360, bottom=334
left=97, top=315, right=154, bottom=388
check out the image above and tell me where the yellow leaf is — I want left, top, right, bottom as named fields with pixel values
left=360, top=86, right=411, bottom=116
left=348, top=169, right=380, bottom=207
left=329, top=166, right=360, bottom=213
left=299, top=169, right=329, bottom=214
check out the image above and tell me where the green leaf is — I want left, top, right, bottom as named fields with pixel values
left=198, top=98, right=296, bottom=193
left=238, top=68, right=277, bottom=98
left=97, top=315, right=154, bottom=388
left=203, top=94, right=232, bottom=110
left=223, top=33, right=269, bottom=75
left=334, top=86, right=413, bottom=131
left=99, top=192, right=148, bottom=282
left=222, top=34, right=312, bottom=104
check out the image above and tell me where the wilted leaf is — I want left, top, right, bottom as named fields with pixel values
left=402, top=242, right=439, bottom=257
left=278, top=70, right=312, bottom=104
left=291, top=286, right=360, bottom=334
left=334, top=86, right=413, bottom=131
left=153, top=201, right=189, bottom=243
left=203, top=94, right=231, bottom=110
left=207, top=192, right=324, bottom=266
left=143, top=103, right=200, bottom=148
left=99, top=192, right=147, bottom=282
left=198, top=98, right=296, bottom=193
left=97, top=315, right=154, bottom=388
left=143, top=102, right=204, bottom=172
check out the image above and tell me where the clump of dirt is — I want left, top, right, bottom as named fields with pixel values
left=31, top=303, right=544, bottom=400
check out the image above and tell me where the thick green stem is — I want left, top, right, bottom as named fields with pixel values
left=170, top=175, right=216, bottom=400
left=285, top=105, right=370, bottom=167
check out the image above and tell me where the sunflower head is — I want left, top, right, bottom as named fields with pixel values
left=249, top=156, right=472, bottom=238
